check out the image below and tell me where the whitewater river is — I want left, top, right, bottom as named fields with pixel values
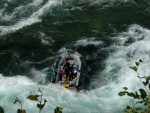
left=0, top=0, right=150, bottom=113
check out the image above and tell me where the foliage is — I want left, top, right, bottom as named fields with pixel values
left=14, top=97, right=26, bottom=113
left=0, top=106, right=4, bottom=113
left=54, top=107, right=63, bottom=113
left=118, top=59, right=150, bottom=113
left=27, top=89, right=47, bottom=113
left=17, top=109, right=26, bottom=113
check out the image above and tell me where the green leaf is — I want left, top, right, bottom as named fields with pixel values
left=135, top=107, right=141, bottom=110
left=124, top=106, right=132, bottom=113
left=37, top=100, right=47, bottom=111
left=44, top=99, right=47, bottom=103
left=144, top=101, right=147, bottom=105
left=143, top=81, right=148, bottom=86
left=118, top=91, right=137, bottom=98
left=27, top=95, right=39, bottom=101
left=146, top=76, right=150, bottom=84
left=54, top=107, right=63, bottom=113
left=146, top=76, right=150, bottom=80
left=136, top=101, right=144, bottom=104
left=143, top=77, right=150, bottom=86
left=0, top=106, right=4, bottom=113
left=127, top=92, right=136, bottom=98
left=135, top=62, right=140, bottom=66
left=129, top=66, right=138, bottom=71
left=37, top=104, right=43, bottom=110
left=139, top=89, right=147, bottom=99
left=146, top=99, right=150, bottom=106
left=135, top=92, right=140, bottom=99
left=123, top=87, right=128, bottom=90
left=149, top=84, right=150, bottom=91
left=139, top=59, right=142, bottom=62
left=17, top=109, right=26, bottom=113
left=135, top=107, right=143, bottom=113
left=118, top=91, right=126, bottom=96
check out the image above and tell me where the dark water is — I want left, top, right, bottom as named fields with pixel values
left=0, top=0, right=150, bottom=113
left=0, top=0, right=150, bottom=76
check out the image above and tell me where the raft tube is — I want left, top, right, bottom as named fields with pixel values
left=51, top=50, right=87, bottom=90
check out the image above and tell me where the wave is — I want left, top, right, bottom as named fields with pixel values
left=1, top=24, right=150, bottom=113
left=99, top=24, right=150, bottom=88
left=0, top=74, right=126, bottom=113
left=0, top=0, right=62, bottom=36
left=0, top=0, right=143, bottom=36
left=74, top=37, right=104, bottom=47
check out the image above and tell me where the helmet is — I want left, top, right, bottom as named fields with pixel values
left=73, top=68, right=78, bottom=74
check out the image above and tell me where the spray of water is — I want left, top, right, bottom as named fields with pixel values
left=0, top=24, right=150, bottom=113
left=74, top=37, right=104, bottom=47
left=0, top=0, right=62, bottom=36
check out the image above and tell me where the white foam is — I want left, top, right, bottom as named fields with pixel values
left=0, top=17, right=40, bottom=35
left=38, top=32, right=55, bottom=46
left=91, top=0, right=133, bottom=4
left=30, top=68, right=48, bottom=84
left=0, top=8, right=5, bottom=18
left=1, top=0, right=43, bottom=21
left=58, top=47, right=68, bottom=53
left=75, top=0, right=134, bottom=9
left=1, top=24, right=150, bottom=113
left=0, top=0, right=62, bottom=36
left=1, top=6, right=24, bottom=21
left=0, top=74, right=36, bottom=91
left=0, top=74, right=126, bottom=113
left=100, top=24, right=150, bottom=89
left=75, top=37, right=104, bottom=47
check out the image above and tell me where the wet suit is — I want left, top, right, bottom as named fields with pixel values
left=63, top=62, right=71, bottom=81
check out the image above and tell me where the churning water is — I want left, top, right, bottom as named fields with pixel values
left=0, top=0, right=150, bottom=113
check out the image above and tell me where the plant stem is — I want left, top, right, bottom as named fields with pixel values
left=16, top=97, right=22, bottom=110
left=39, top=89, right=43, bottom=104
left=38, top=89, right=43, bottom=113
left=137, top=72, right=150, bottom=95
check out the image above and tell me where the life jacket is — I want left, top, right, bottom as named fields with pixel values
left=59, top=71, right=65, bottom=75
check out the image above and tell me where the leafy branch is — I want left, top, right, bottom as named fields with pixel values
left=119, top=59, right=150, bottom=113
left=14, top=97, right=26, bottom=113
left=54, top=107, right=63, bottom=113
left=27, top=89, right=47, bottom=113
left=0, top=106, right=4, bottom=113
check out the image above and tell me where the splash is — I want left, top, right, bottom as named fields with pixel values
left=99, top=24, right=150, bottom=89
left=1, top=24, right=150, bottom=113
left=0, top=0, right=62, bottom=36
left=0, top=74, right=126, bottom=113
left=75, top=37, right=104, bottom=47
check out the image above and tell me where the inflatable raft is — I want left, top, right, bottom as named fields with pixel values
left=51, top=49, right=87, bottom=90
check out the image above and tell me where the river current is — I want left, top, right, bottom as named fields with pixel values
left=0, top=0, right=150, bottom=113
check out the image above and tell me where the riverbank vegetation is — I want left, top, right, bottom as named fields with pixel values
left=119, top=59, right=150, bottom=113
left=0, top=89, right=63, bottom=113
